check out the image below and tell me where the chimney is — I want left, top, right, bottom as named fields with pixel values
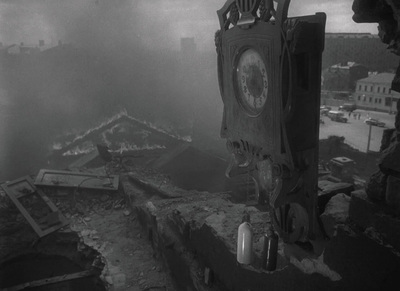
left=20, top=42, right=24, bottom=46
left=58, top=40, right=63, bottom=46
left=39, top=40, right=45, bottom=47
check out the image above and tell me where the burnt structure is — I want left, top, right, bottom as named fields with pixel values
left=215, top=0, right=326, bottom=247
left=352, top=0, right=400, bottom=215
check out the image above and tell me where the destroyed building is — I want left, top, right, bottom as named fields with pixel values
left=1, top=0, right=400, bottom=290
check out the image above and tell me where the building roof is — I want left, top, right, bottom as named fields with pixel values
left=358, top=72, right=395, bottom=84
left=330, top=61, right=367, bottom=70
left=325, top=33, right=379, bottom=39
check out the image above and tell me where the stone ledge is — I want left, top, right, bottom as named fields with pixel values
left=134, top=191, right=400, bottom=290
left=350, top=189, right=400, bottom=252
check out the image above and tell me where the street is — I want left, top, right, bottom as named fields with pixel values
left=319, top=107, right=396, bottom=152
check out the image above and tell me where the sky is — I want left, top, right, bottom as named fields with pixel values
left=0, top=0, right=379, bottom=51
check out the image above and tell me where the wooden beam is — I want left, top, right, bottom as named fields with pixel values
left=1, top=270, right=94, bottom=291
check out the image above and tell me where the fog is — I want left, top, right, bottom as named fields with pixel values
left=0, top=0, right=378, bottom=181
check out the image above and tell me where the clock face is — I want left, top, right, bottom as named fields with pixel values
left=235, top=49, right=268, bottom=116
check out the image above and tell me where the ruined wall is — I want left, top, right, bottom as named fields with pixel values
left=352, top=0, right=400, bottom=215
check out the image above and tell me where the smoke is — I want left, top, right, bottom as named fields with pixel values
left=0, top=0, right=227, bottom=181
left=0, top=0, right=225, bottom=51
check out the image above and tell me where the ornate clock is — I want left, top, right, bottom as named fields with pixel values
left=216, top=0, right=327, bottom=257
left=235, top=48, right=268, bottom=116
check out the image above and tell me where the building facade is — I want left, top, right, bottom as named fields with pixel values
left=354, top=72, right=399, bottom=113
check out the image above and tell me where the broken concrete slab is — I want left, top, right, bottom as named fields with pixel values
left=318, top=180, right=354, bottom=214
left=34, top=169, right=119, bottom=191
left=67, top=150, right=102, bottom=171
left=320, top=193, right=351, bottom=238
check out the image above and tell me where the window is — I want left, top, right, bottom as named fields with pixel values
left=389, top=89, right=392, bottom=93
left=364, top=85, right=367, bottom=91
left=377, top=87, right=380, bottom=93
left=385, top=97, right=392, bottom=106
left=358, top=95, right=361, bottom=101
left=379, top=99, right=382, bottom=104
left=369, top=97, right=372, bottom=102
left=383, top=87, right=386, bottom=93
left=359, top=84, right=362, bottom=91
left=370, top=86, right=373, bottom=92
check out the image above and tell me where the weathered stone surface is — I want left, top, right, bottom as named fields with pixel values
left=373, top=213, right=400, bottom=251
left=380, top=128, right=396, bottom=152
left=320, top=193, right=351, bottom=238
left=349, top=189, right=384, bottom=229
left=379, top=137, right=400, bottom=175
left=323, top=225, right=400, bottom=290
left=386, top=175, right=400, bottom=216
left=350, top=189, right=400, bottom=251
left=136, top=191, right=400, bottom=290
left=396, top=101, right=400, bottom=130
left=365, top=170, right=387, bottom=201
left=318, top=180, right=354, bottom=214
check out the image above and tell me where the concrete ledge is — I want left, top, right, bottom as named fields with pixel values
left=134, top=191, right=400, bottom=290
left=350, top=189, right=400, bottom=252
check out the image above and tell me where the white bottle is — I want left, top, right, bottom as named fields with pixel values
left=237, top=213, right=253, bottom=264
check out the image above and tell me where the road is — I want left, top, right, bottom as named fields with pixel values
left=319, top=107, right=396, bottom=153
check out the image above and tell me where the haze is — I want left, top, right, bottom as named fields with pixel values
left=0, top=0, right=378, bottom=181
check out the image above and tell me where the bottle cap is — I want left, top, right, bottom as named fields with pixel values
left=242, top=212, right=250, bottom=223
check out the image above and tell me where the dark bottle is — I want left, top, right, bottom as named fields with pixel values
left=262, top=227, right=278, bottom=271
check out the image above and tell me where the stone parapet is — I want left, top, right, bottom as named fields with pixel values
left=135, top=189, right=400, bottom=290
left=350, top=189, right=400, bottom=252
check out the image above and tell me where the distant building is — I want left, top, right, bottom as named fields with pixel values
left=6, top=44, right=20, bottom=54
left=5, top=43, right=40, bottom=55
left=323, top=33, right=398, bottom=72
left=354, top=72, right=399, bottom=112
left=322, top=61, right=369, bottom=91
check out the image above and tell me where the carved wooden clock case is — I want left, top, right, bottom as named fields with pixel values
left=216, top=0, right=326, bottom=246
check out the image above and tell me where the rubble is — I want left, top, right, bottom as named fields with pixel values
left=320, top=193, right=351, bottom=238
left=317, top=180, right=354, bottom=214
